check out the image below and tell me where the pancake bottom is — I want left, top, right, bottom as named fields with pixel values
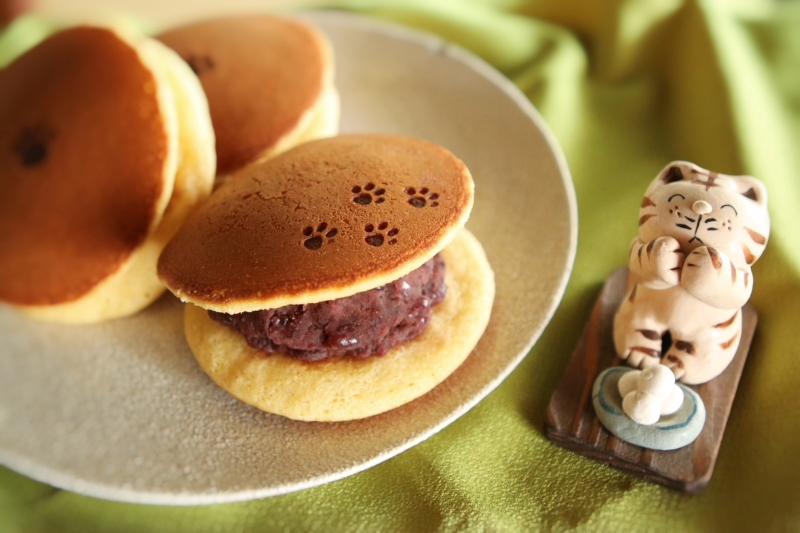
left=185, top=228, right=494, bottom=422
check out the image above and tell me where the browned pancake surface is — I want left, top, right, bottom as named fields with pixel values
left=158, top=134, right=473, bottom=310
left=157, top=16, right=327, bottom=176
left=0, top=27, right=169, bottom=305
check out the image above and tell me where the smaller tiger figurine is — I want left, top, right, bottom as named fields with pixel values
left=614, top=161, right=770, bottom=384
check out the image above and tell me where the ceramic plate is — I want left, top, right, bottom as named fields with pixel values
left=0, top=11, right=576, bottom=504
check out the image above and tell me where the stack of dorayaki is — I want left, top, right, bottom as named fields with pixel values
left=0, top=16, right=494, bottom=421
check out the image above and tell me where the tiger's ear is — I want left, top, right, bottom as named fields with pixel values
left=735, top=176, right=768, bottom=208
left=656, top=161, right=698, bottom=185
left=662, top=165, right=685, bottom=184
left=645, top=161, right=692, bottom=196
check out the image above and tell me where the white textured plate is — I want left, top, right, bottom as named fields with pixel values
left=0, top=11, right=576, bottom=504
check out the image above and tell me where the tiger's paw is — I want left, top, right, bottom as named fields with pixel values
left=681, top=246, right=734, bottom=301
left=638, top=236, right=684, bottom=288
left=624, top=347, right=661, bottom=370
left=664, top=353, right=687, bottom=381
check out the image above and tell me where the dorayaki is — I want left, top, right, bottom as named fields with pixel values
left=157, top=134, right=495, bottom=421
left=157, top=15, right=339, bottom=184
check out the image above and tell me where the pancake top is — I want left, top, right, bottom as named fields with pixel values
left=158, top=134, right=474, bottom=313
left=0, top=26, right=176, bottom=306
left=157, top=15, right=331, bottom=176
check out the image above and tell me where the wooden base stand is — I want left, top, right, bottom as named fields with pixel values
left=545, top=268, right=756, bottom=494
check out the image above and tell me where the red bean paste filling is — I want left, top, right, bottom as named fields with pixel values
left=209, top=254, right=446, bottom=362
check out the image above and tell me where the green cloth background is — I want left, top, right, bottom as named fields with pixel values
left=2, top=0, right=800, bottom=530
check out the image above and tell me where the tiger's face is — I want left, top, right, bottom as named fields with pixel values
left=638, top=161, right=770, bottom=267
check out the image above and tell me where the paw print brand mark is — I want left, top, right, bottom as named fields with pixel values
left=184, top=54, right=215, bottom=75
left=13, top=125, right=55, bottom=167
left=406, top=187, right=439, bottom=208
left=364, top=222, right=399, bottom=247
left=302, top=222, right=338, bottom=250
left=352, top=183, right=386, bottom=205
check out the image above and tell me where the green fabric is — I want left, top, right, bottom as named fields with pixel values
left=3, top=0, right=800, bottom=530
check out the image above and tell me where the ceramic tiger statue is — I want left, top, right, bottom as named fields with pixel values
left=613, top=161, right=770, bottom=384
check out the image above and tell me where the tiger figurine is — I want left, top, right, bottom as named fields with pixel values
left=613, top=161, right=770, bottom=384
